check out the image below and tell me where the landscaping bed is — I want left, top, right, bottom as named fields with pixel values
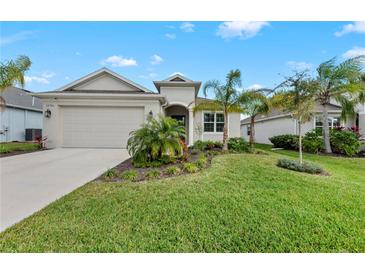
left=95, top=149, right=221, bottom=183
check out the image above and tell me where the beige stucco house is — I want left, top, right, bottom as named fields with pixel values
left=240, top=102, right=365, bottom=144
left=36, top=68, right=240, bottom=149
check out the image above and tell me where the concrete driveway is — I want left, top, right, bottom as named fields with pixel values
left=0, top=148, right=129, bottom=232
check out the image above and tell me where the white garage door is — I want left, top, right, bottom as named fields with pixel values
left=62, top=106, right=144, bottom=148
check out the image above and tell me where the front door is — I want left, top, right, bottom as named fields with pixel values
left=171, top=115, right=186, bottom=126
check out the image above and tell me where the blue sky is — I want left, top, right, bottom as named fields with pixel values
left=1, top=21, right=364, bottom=97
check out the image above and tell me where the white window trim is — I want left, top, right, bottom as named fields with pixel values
left=202, top=111, right=229, bottom=134
left=313, top=114, right=343, bottom=129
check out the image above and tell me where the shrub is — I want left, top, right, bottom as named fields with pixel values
left=213, top=141, right=223, bottom=149
left=127, top=114, right=185, bottom=166
left=277, top=158, right=324, bottom=174
left=183, top=163, right=199, bottom=173
left=146, top=170, right=161, bottom=179
left=104, top=168, right=118, bottom=180
left=120, top=170, right=139, bottom=181
left=195, top=156, right=207, bottom=168
left=303, top=129, right=324, bottom=154
left=269, top=134, right=299, bottom=150
left=330, top=129, right=361, bottom=156
left=228, top=137, right=249, bottom=152
left=164, top=166, right=181, bottom=175
left=193, top=140, right=223, bottom=151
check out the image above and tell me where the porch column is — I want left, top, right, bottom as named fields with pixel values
left=188, top=109, right=194, bottom=146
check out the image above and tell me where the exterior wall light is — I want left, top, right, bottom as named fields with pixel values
left=149, top=110, right=153, bottom=116
left=45, top=109, right=52, bottom=118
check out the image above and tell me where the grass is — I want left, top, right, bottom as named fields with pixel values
left=0, top=146, right=364, bottom=252
left=0, top=142, right=40, bottom=154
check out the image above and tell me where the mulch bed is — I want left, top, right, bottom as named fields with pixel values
left=94, top=150, right=219, bottom=183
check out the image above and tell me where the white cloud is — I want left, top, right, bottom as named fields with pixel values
left=41, top=72, right=55, bottom=78
left=0, top=31, right=35, bottom=46
left=180, top=22, right=195, bottom=32
left=169, top=72, right=186, bottom=77
left=335, top=21, right=365, bottom=37
left=25, top=76, right=49, bottom=85
left=140, top=72, right=159, bottom=79
left=75, top=52, right=81, bottom=56
left=165, top=33, right=176, bottom=40
left=103, top=55, right=137, bottom=67
left=25, top=71, right=55, bottom=85
left=247, top=84, right=263, bottom=90
left=286, top=61, right=312, bottom=70
left=216, top=21, right=269, bottom=40
left=150, top=54, right=163, bottom=65
left=342, top=47, right=365, bottom=59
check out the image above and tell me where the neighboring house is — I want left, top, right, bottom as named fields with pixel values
left=240, top=101, right=365, bottom=144
left=35, top=68, right=241, bottom=149
left=0, top=87, right=43, bottom=142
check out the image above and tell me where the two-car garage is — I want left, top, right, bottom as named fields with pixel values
left=61, top=106, right=145, bottom=148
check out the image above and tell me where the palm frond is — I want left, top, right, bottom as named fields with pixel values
left=202, top=80, right=221, bottom=98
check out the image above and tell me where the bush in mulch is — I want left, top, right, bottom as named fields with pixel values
left=277, top=158, right=327, bottom=175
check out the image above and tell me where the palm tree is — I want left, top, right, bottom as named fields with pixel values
left=127, top=114, right=186, bottom=165
left=0, top=55, right=31, bottom=91
left=239, top=90, right=270, bottom=148
left=194, top=69, right=243, bottom=150
left=272, top=72, right=316, bottom=164
left=313, top=56, right=365, bottom=153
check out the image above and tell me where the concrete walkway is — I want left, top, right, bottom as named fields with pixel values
left=0, top=148, right=129, bottom=232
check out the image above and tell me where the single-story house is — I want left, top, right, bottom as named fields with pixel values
left=35, top=68, right=241, bottom=149
left=0, top=86, right=43, bottom=142
left=240, top=101, right=365, bottom=144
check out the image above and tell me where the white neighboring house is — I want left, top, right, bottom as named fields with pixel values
left=0, top=87, right=43, bottom=142
left=35, top=68, right=241, bottom=149
left=240, top=101, right=365, bottom=145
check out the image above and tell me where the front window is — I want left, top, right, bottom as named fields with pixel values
left=204, top=112, right=225, bottom=133
left=315, top=115, right=341, bottom=130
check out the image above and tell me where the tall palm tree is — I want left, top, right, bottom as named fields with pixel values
left=239, top=90, right=270, bottom=148
left=271, top=72, right=316, bottom=164
left=313, top=56, right=365, bottom=153
left=194, top=69, right=243, bottom=150
left=0, top=55, right=31, bottom=91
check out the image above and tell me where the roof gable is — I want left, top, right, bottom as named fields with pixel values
left=164, top=74, right=193, bottom=83
left=57, top=68, right=152, bottom=93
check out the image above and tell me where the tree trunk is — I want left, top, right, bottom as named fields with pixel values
left=298, top=118, right=303, bottom=165
left=222, top=111, right=228, bottom=151
left=322, top=104, right=332, bottom=153
left=249, top=116, right=255, bottom=148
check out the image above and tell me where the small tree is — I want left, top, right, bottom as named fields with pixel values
left=127, top=114, right=186, bottom=165
left=194, top=69, right=243, bottom=151
left=312, top=56, right=365, bottom=153
left=272, top=71, right=316, bottom=164
left=239, top=90, right=270, bottom=148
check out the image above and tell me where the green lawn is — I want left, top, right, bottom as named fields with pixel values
left=0, top=146, right=364, bottom=252
left=0, top=142, right=40, bottom=154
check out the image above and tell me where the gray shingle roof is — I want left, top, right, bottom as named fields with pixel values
left=1, top=86, right=42, bottom=111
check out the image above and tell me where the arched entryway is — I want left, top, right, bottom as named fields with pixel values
left=165, top=104, right=190, bottom=144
